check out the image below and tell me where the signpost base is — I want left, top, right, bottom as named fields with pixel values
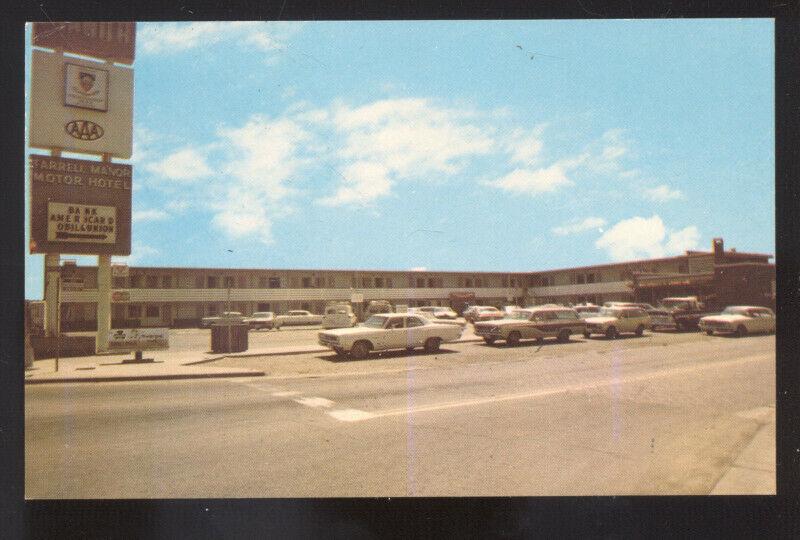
left=121, top=350, right=157, bottom=364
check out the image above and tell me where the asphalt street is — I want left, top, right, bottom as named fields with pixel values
left=26, top=331, right=775, bottom=498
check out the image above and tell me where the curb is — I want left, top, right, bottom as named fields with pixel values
left=182, top=337, right=486, bottom=365
left=24, top=370, right=266, bottom=385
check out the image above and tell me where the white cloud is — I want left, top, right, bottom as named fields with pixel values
left=138, top=22, right=301, bottom=59
left=505, top=125, right=546, bottom=165
left=410, top=267, right=427, bottom=271
left=484, top=163, right=571, bottom=196
left=665, top=225, right=700, bottom=254
left=145, top=148, right=213, bottom=182
left=317, top=162, right=392, bottom=207
left=552, top=217, right=607, bottom=236
left=210, top=115, right=311, bottom=242
left=132, top=209, right=169, bottom=223
left=643, top=184, right=683, bottom=202
left=318, top=98, right=493, bottom=205
left=594, top=215, right=700, bottom=261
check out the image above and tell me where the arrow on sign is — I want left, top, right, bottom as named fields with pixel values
left=56, top=231, right=108, bottom=240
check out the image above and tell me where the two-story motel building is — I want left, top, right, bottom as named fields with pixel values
left=54, top=238, right=775, bottom=331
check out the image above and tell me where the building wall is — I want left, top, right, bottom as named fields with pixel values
left=55, top=248, right=771, bottom=328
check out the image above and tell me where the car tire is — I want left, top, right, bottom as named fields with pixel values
left=350, top=340, right=371, bottom=359
left=557, top=329, right=570, bottom=343
left=606, top=326, right=618, bottom=339
left=406, top=347, right=415, bottom=352
left=736, top=325, right=747, bottom=338
left=424, top=337, right=442, bottom=353
left=333, top=347, right=345, bottom=356
left=635, top=325, right=645, bottom=337
left=706, top=330, right=714, bottom=336
left=483, top=337, right=496, bottom=345
left=583, top=330, right=591, bottom=338
left=507, top=331, right=521, bottom=346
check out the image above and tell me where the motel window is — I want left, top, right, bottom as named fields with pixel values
left=259, top=277, right=268, bottom=288
left=577, top=275, right=585, bottom=284
left=351, top=277, right=357, bottom=288
left=465, top=278, right=473, bottom=287
left=301, top=303, right=310, bottom=311
left=302, top=277, right=312, bottom=288
left=194, top=276, right=203, bottom=288
left=257, top=303, right=270, bottom=311
left=112, top=277, right=126, bottom=288
left=224, top=277, right=234, bottom=289
left=328, top=277, right=335, bottom=287
left=207, top=276, right=218, bottom=288
left=127, top=305, right=141, bottom=318
left=417, top=278, right=425, bottom=288
left=238, top=276, right=246, bottom=288
left=386, top=278, right=393, bottom=288
left=208, top=305, right=218, bottom=316
left=678, top=263, right=688, bottom=274
left=315, top=277, right=322, bottom=288
left=146, top=275, right=158, bottom=289
left=269, top=277, right=281, bottom=288
left=145, top=305, right=159, bottom=318
left=375, top=277, right=384, bottom=288
left=474, top=278, right=481, bottom=288
left=587, top=273, right=595, bottom=284
left=427, top=278, right=435, bottom=288
left=162, top=276, right=172, bottom=288
left=501, top=277, right=508, bottom=287
left=510, top=278, right=517, bottom=287
left=362, top=277, right=372, bottom=288
left=129, top=275, right=142, bottom=288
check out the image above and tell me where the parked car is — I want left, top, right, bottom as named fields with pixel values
left=574, top=304, right=602, bottom=319
left=276, top=310, right=323, bottom=326
left=318, top=313, right=464, bottom=359
left=364, top=300, right=393, bottom=320
left=502, top=305, right=522, bottom=315
left=200, top=311, right=243, bottom=328
left=699, top=306, right=776, bottom=337
left=473, top=305, right=585, bottom=346
left=417, top=306, right=458, bottom=319
left=464, top=306, right=504, bottom=324
left=245, top=311, right=281, bottom=330
left=649, top=296, right=710, bottom=331
left=583, top=306, right=651, bottom=339
left=322, top=304, right=358, bottom=329
left=408, top=308, right=466, bottom=328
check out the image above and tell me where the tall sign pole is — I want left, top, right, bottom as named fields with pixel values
left=29, top=22, right=135, bottom=354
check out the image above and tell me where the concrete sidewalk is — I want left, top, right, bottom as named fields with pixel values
left=24, top=336, right=485, bottom=384
left=710, top=406, right=776, bottom=495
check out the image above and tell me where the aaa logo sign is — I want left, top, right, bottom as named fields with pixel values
left=47, top=202, right=116, bottom=244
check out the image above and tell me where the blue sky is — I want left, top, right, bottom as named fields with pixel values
left=25, top=19, right=774, bottom=299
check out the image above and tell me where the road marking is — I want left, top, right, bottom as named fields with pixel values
left=328, top=409, right=376, bottom=422
left=272, top=391, right=301, bottom=397
left=294, top=397, right=335, bottom=408
left=328, top=353, right=772, bottom=422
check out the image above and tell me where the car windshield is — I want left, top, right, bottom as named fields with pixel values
left=660, top=300, right=690, bottom=309
left=480, top=307, right=498, bottom=312
left=511, top=310, right=533, bottom=320
left=722, top=307, right=749, bottom=316
left=252, top=312, right=272, bottom=317
left=363, top=316, right=388, bottom=328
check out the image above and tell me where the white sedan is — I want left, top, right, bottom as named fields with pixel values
left=699, top=306, right=776, bottom=337
left=276, top=310, right=323, bottom=326
left=318, top=313, right=464, bottom=359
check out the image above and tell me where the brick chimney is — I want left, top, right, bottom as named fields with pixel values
left=712, top=237, right=724, bottom=262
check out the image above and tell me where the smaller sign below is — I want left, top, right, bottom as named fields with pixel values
left=47, top=201, right=117, bottom=244
left=107, top=328, right=169, bottom=352
left=111, top=291, right=130, bottom=302
left=111, top=264, right=129, bottom=277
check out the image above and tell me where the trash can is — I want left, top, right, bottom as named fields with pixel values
left=211, top=323, right=249, bottom=353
